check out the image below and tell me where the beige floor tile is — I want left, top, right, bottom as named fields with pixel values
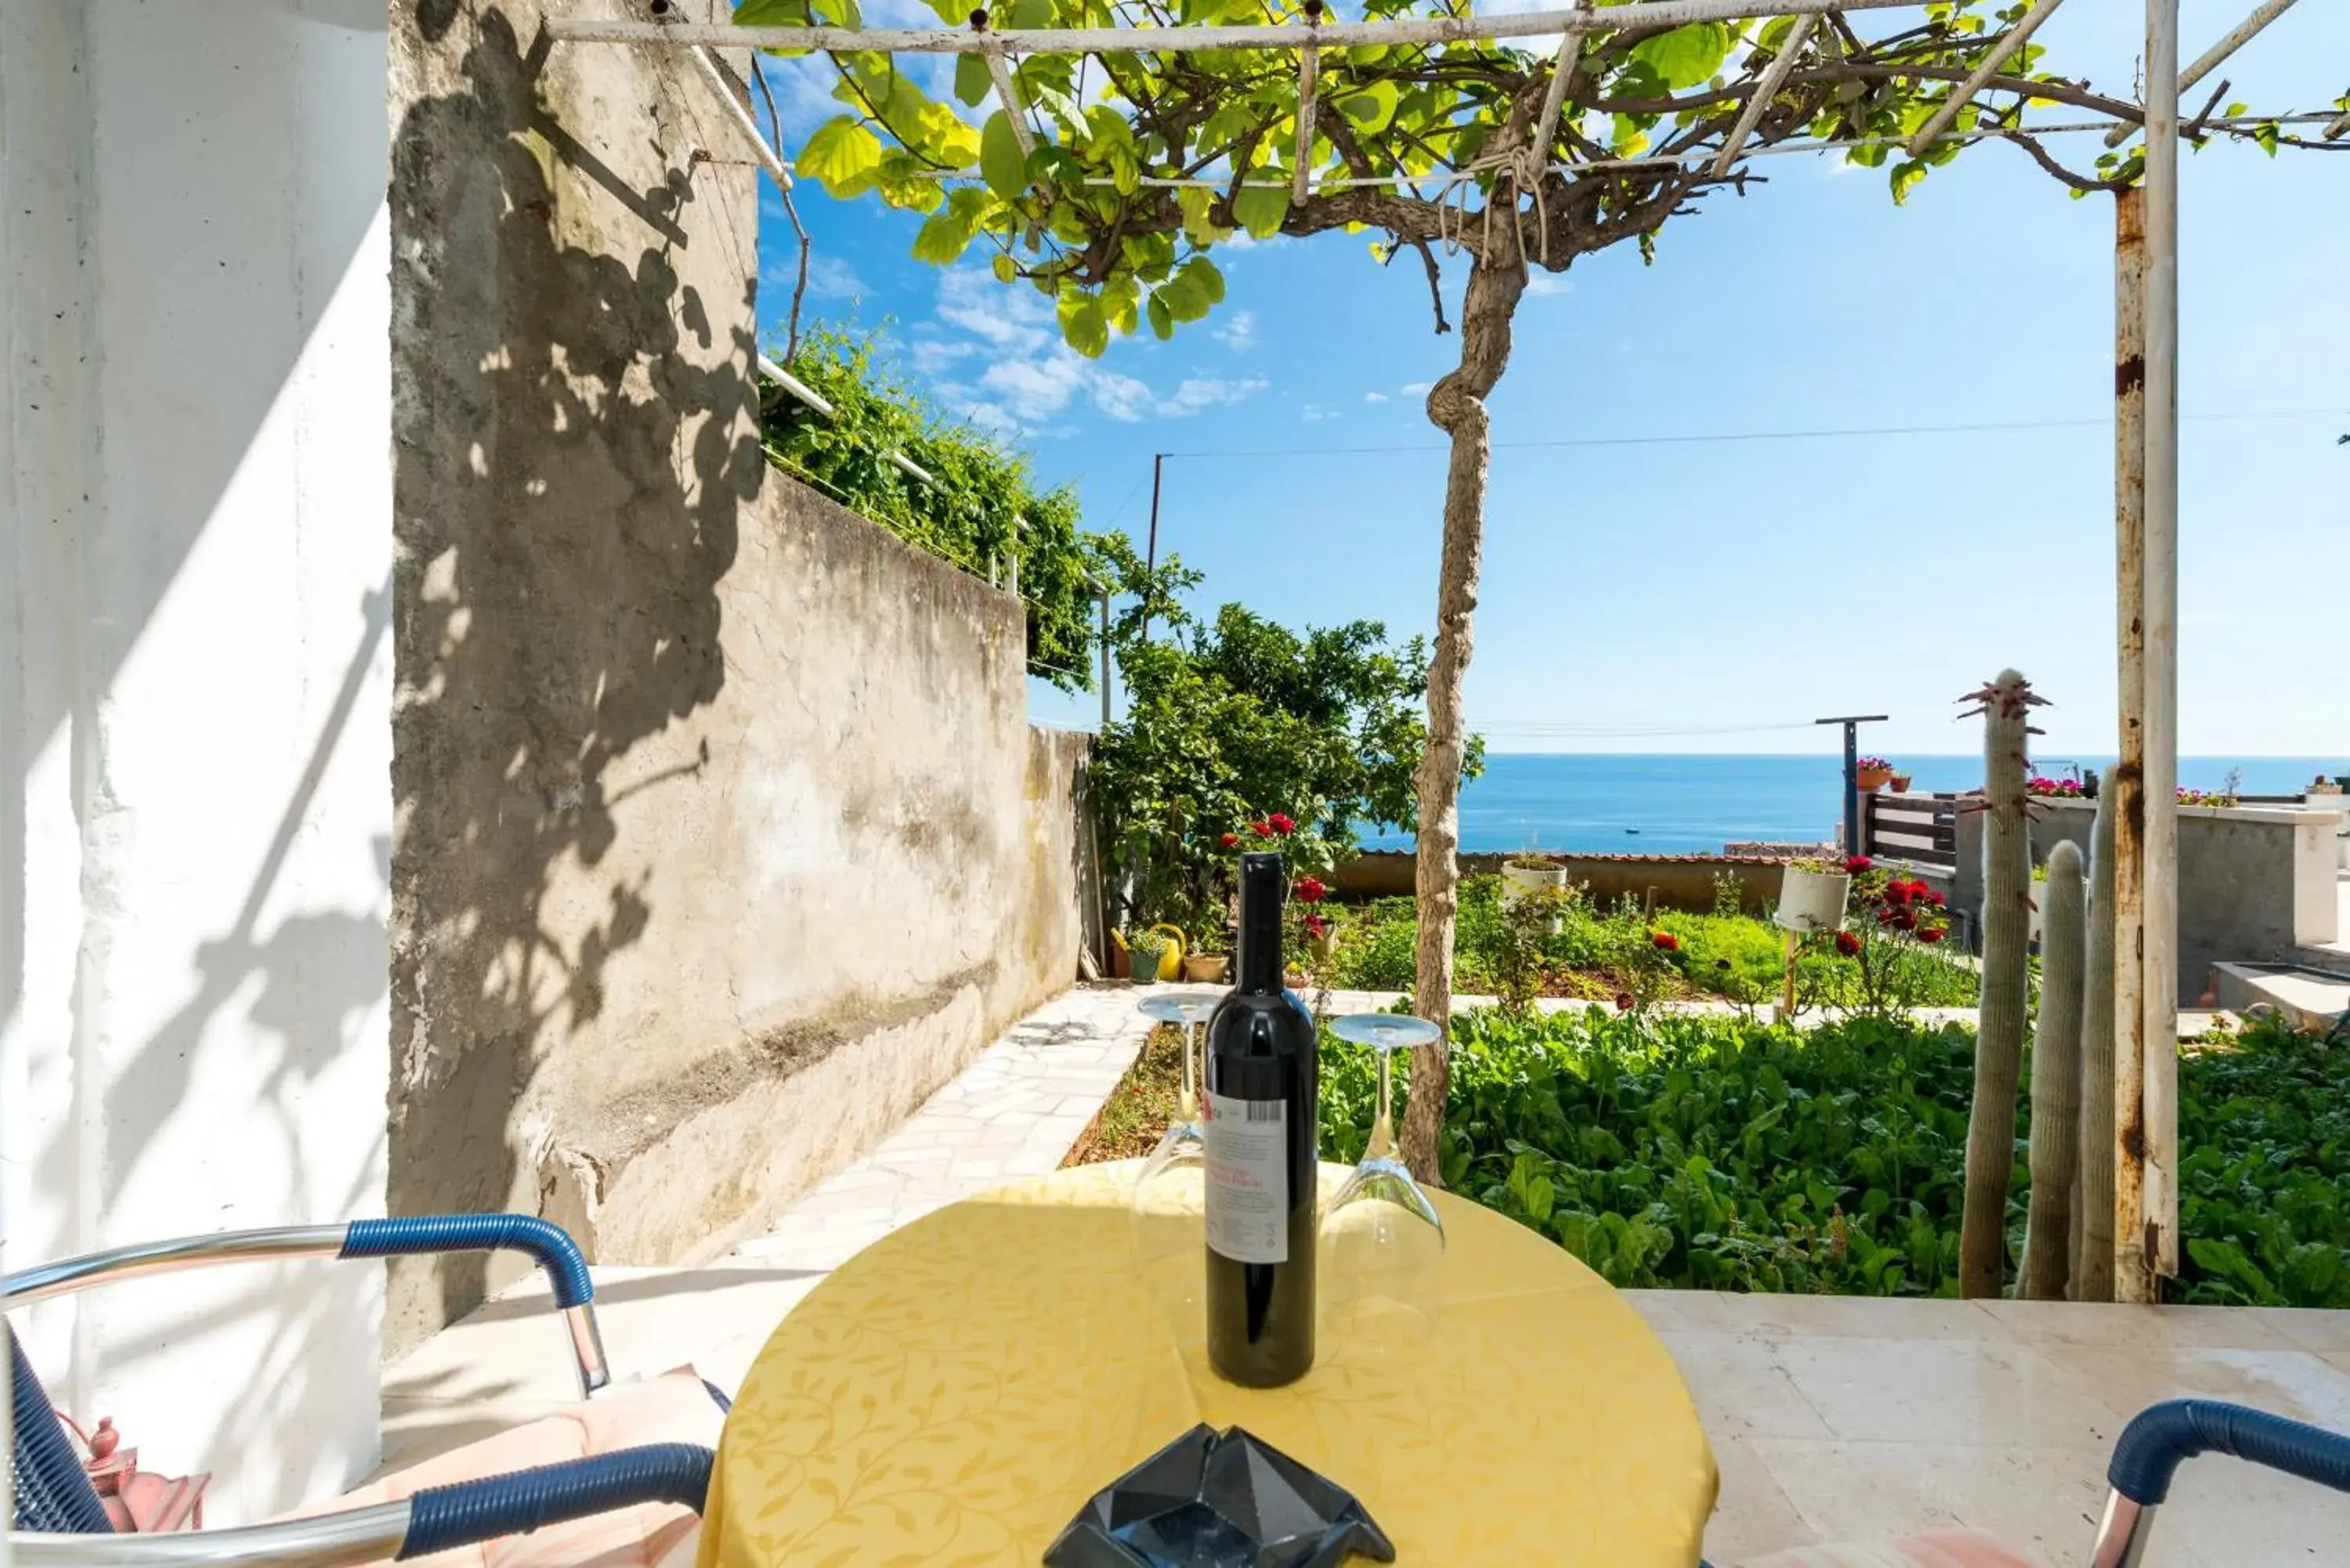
left=1701, top=1434, right=1817, bottom=1563
left=2149, top=1455, right=2350, bottom=1566
left=2261, top=1307, right=2350, bottom=1353
left=1772, top=1335, right=2131, bottom=1451
left=1748, top=1440, right=2116, bottom=1568
left=1976, top=1299, right=2300, bottom=1353
left=2040, top=1342, right=2350, bottom=1434
left=1670, top=1293, right=2005, bottom=1342
left=1658, top=1331, right=1835, bottom=1440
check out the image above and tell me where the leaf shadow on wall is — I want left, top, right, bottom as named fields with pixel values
left=385, top=6, right=764, bottom=1341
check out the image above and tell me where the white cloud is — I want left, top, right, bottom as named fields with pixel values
left=1524, top=275, right=1572, bottom=296
left=1161, top=376, right=1269, bottom=415
left=1212, top=309, right=1257, bottom=349
left=1363, top=391, right=1389, bottom=403
left=918, top=270, right=1271, bottom=432
left=1399, top=381, right=1434, bottom=396
left=1301, top=403, right=1341, bottom=422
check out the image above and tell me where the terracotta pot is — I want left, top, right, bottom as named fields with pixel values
left=1183, top=954, right=1231, bottom=984
left=1856, top=765, right=1895, bottom=793
left=1889, top=773, right=1913, bottom=793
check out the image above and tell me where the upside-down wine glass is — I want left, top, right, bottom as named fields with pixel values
left=1129, top=988, right=1226, bottom=1360
left=1319, top=1013, right=1447, bottom=1356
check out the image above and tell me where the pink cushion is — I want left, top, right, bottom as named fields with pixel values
left=1736, top=1531, right=2038, bottom=1568
left=280, top=1368, right=723, bottom=1568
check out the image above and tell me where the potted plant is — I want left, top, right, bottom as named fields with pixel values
left=1124, top=927, right=1170, bottom=985
left=1888, top=770, right=1913, bottom=793
left=1775, top=855, right=1856, bottom=934
left=1856, top=757, right=1895, bottom=793
left=1182, top=925, right=1231, bottom=984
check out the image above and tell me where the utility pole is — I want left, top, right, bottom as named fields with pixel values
left=1140, top=452, right=1166, bottom=644
left=1816, top=714, right=1889, bottom=858
left=1098, top=587, right=1113, bottom=730
left=2112, top=182, right=2152, bottom=1304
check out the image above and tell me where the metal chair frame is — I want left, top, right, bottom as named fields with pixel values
left=4, top=1215, right=709, bottom=1566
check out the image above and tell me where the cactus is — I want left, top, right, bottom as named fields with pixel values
left=2019, top=839, right=2085, bottom=1300
left=2072, top=784, right=2118, bottom=1302
left=1959, top=670, right=2042, bottom=1299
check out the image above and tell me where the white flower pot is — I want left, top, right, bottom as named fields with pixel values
left=1502, top=861, right=1572, bottom=934
left=1774, top=866, right=1850, bottom=934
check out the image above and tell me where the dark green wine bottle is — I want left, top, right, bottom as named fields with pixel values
left=1203, top=851, right=1318, bottom=1387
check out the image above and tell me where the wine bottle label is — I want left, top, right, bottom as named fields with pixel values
left=1204, top=1092, right=1289, bottom=1264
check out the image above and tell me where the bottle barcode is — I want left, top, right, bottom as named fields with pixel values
left=1243, top=1100, right=1283, bottom=1122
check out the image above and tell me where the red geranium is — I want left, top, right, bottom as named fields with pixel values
left=1893, top=909, right=1918, bottom=931
left=1219, top=833, right=1240, bottom=850
left=1614, top=992, right=1636, bottom=1012
left=1305, top=912, right=1329, bottom=938
left=1651, top=930, right=1680, bottom=952
left=1267, top=812, right=1296, bottom=835
left=1295, top=876, right=1327, bottom=903
left=1845, top=854, right=1874, bottom=875
left=1834, top=930, right=1862, bottom=956
left=1918, top=927, right=1947, bottom=944
left=1248, top=820, right=1271, bottom=837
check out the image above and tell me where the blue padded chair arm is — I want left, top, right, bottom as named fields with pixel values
left=2108, top=1398, right=2350, bottom=1505
left=399, top=1443, right=714, bottom=1559
left=12, top=1446, right=714, bottom=1566
left=341, top=1216, right=595, bottom=1310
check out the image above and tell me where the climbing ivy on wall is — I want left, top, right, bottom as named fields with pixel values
left=759, top=328, right=1098, bottom=691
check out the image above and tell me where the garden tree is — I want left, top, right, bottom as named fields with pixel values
left=1089, top=594, right=1459, bottom=942
left=745, top=0, right=2243, bottom=1179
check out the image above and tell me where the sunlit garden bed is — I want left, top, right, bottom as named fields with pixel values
left=1073, top=1005, right=2350, bottom=1308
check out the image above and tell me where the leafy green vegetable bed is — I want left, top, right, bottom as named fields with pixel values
left=1318, top=1006, right=2350, bottom=1306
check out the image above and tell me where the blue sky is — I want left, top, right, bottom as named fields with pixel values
left=750, top=2, right=2349, bottom=759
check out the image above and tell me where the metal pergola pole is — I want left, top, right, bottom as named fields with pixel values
left=2141, top=0, right=2184, bottom=1289
left=2110, top=183, right=2151, bottom=1303
left=545, top=0, right=1928, bottom=56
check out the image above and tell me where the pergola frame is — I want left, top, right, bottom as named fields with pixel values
left=556, top=0, right=2345, bottom=1302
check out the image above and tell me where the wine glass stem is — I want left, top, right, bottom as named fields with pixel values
left=1366, top=1042, right=1396, bottom=1161
left=1180, top=1021, right=1200, bottom=1123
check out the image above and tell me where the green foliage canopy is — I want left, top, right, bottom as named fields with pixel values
left=1088, top=594, right=1477, bottom=937
left=742, top=0, right=2177, bottom=356
left=760, top=329, right=1100, bottom=688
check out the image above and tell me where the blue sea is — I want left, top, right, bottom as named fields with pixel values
left=1357, top=754, right=2350, bottom=856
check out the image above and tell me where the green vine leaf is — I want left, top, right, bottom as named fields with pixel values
left=798, top=116, right=884, bottom=197
left=1058, top=288, right=1110, bottom=356
left=981, top=111, right=1030, bottom=200
left=1230, top=181, right=1290, bottom=240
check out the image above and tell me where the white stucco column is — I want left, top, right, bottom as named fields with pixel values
left=2, top=0, right=393, bottom=1522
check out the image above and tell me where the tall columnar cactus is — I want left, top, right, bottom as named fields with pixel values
left=1960, top=670, right=2043, bottom=1299
left=2072, top=784, right=2119, bottom=1301
left=2019, top=840, right=2085, bottom=1300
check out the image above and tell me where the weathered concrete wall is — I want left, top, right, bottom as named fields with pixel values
left=2, top=0, right=393, bottom=1519
left=1335, top=851, right=1786, bottom=915
left=1950, top=797, right=2342, bottom=995
left=388, top=0, right=1083, bottom=1350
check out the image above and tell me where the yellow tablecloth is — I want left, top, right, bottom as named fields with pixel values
left=700, top=1162, right=1717, bottom=1566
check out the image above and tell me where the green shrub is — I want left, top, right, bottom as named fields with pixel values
left=1316, top=1006, right=2350, bottom=1305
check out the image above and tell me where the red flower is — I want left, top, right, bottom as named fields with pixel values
left=1219, top=833, right=1240, bottom=850
left=1918, top=926, right=1947, bottom=945
left=1248, top=820, right=1271, bottom=837
left=1845, top=854, right=1874, bottom=875
left=1614, top=992, right=1636, bottom=1012
left=1834, top=930, right=1862, bottom=956
left=1651, top=930, right=1680, bottom=952
left=1305, top=912, right=1329, bottom=938
left=1295, top=876, right=1327, bottom=903
left=1876, top=906, right=1897, bottom=925
left=1925, top=888, right=1946, bottom=907
left=1267, top=812, right=1296, bottom=836
left=1893, top=909, right=1918, bottom=932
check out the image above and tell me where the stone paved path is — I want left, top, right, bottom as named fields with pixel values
left=725, top=983, right=1154, bottom=1272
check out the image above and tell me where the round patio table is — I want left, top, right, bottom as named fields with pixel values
left=698, top=1162, right=1717, bottom=1566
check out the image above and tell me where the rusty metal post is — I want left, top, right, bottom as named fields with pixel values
left=2142, top=0, right=2183, bottom=1285
left=2111, top=183, right=2153, bottom=1303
